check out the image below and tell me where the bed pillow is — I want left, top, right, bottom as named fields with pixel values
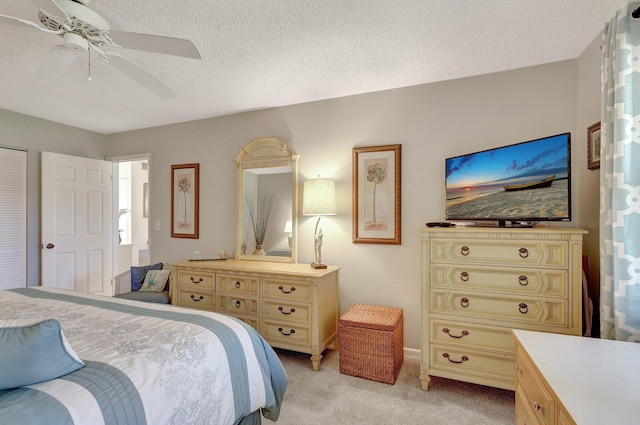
left=130, top=262, right=163, bottom=291
left=0, top=318, right=85, bottom=390
left=139, top=269, right=171, bottom=292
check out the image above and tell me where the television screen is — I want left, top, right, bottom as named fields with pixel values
left=445, top=133, right=571, bottom=226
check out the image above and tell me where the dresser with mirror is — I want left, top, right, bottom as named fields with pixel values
left=170, top=138, right=340, bottom=370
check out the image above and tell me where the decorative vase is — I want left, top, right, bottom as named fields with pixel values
left=253, top=244, right=266, bottom=255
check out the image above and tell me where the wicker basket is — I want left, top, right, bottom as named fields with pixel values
left=339, top=304, right=403, bottom=384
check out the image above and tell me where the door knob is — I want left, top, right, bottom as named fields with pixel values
left=46, top=243, right=55, bottom=249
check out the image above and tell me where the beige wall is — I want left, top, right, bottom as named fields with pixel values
left=106, top=59, right=583, bottom=349
left=0, top=109, right=107, bottom=286
left=576, top=34, right=603, bottom=336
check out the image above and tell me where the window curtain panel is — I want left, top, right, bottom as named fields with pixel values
left=600, top=1, right=640, bottom=341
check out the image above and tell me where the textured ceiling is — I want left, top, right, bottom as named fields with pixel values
left=0, top=0, right=623, bottom=134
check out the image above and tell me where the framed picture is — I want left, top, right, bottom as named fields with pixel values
left=587, top=121, right=601, bottom=170
left=171, top=163, right=199, bottom=238
left=142, top=182, right=149, bottom=218
left=353, top=144, right=401, bottom=244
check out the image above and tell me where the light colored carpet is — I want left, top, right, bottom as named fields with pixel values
left=273, top=348, right=515, bottom=425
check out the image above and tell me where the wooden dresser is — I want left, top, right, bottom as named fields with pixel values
left=514, top=329, right=640, bottom=425
left=170, top=259, right=339, bottom=371
left=419, top=227, right=586, bottom=390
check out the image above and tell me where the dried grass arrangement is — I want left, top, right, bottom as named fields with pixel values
left=245, top=195, right=274, bottom=254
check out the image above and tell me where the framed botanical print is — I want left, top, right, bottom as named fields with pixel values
left=587, top=121, right=601, bottom=170
left=352, top=144, right=401, bottom=244
left=171, top=163, right=199, bottom=238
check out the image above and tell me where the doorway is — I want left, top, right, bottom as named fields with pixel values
left=112, top=156, right=150, bottom=275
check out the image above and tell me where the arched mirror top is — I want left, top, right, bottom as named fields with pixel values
left=235, top=138, right=299, bottom=263
left=235, top=137, right=298, bottom=169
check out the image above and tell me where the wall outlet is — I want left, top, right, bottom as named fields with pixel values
left=155, top=220, right=161, bottom=231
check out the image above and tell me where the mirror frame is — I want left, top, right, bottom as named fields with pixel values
left=234, top=138, right=299, bottom=263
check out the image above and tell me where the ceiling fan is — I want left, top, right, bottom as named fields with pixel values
left=0, top=0, right=201, bottom=99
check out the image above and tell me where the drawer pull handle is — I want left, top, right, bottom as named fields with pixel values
left=277, top=327, right=296, bottom=336
left=518, top=302, right=529, bottom=314
left=460, top=246, right=470, bottom=256
left=460, top=297, right=470, bottom=308
left=278, top=306, right=296, bottom=315
left=190, top=294, right=204, bottom=302
left=518, top=247, right=529, bottom=258
left=443, top=353, right=469, bottom=364
left=518, top=275, right=529, bottom=286
left=533, top=401, right=541, bottom=412
left=442, top=328, right=469, bottom=339
left=235, top=300, right=241, bottom=308
left=235, top=281, right=241, bottom=289
left=278, top=285, right=296, bottom=294
left=460, top=272, right=469, bottom=282
left=190, top=277, right=204, bottom=284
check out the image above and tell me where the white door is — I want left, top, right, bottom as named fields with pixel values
left=41, top=152, right=113, bottom=295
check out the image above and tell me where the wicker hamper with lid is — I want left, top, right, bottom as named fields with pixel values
left=339, top=304, right=403, bottom=384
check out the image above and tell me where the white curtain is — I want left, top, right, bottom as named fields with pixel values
left=600, top=1, right=640, bottom=341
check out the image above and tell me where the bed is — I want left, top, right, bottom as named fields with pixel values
left=0, top=287, right=288, bottom=425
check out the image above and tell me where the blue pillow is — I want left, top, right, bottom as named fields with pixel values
left=0, top=318, right=85, bottom=390
left=130, top=262, right=163, bottom=291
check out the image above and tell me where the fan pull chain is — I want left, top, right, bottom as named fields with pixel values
left=87, top=49, right=92, bottom=81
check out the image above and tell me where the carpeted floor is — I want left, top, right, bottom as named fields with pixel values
left=273, top=348, right=515, bottom=425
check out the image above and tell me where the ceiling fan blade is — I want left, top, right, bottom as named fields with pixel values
left=107, top=31, right=201, bottom=59
left=30, top=0, right=69, bottom=19
left=35, top=46, right=79, bottom=81
left=0, top=13, right=45, bottom=29
left=106, top=56, right=177, bottom=99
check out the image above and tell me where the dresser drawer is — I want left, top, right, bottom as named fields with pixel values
left=430, top=265, right=567, bottom=297
left=430, top=239, right=568, bottom=269
left=516, top=346, right=553, bottom=425
left=262, top=279, right=310, bottom=302
left=177, top=270, right=214, bottom=290
left=430, top=344, right=515, bottom=383
left=430, top=319, right=514, bottom=352
left=216, top=274, right=259, bottom=296
left=261, top=320, right=311, bottom=347
left=177, top=289, right=214, bottom=310
left=262, top=300, right=311, bottom=324
left=430, top=290, right=568, bottom=327
left=215, top=295, right=259, bottom=316
left=237, top=316, right=259, bottom=330
left=516, top=385, right=543, bottom=425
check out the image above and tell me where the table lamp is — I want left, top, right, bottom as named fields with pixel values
left=302, top=177, right=336, bottom=269
left=283, top=219, right=293, bottom=248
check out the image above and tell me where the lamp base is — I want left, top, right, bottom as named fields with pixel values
left=310, top=262, right=328, bottom=269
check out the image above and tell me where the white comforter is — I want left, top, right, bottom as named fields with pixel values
left=0, top=287, right=288, bottom=425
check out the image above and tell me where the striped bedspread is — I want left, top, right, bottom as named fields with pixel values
left=0, top=287, right=288, bottom=425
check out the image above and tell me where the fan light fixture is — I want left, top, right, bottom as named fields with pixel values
left=302, top=178, right=336, bottom=269
left=0, top=0, right=201, bottom=98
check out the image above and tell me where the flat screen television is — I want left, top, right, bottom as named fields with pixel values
left=445, top=132, right=571, bottom=227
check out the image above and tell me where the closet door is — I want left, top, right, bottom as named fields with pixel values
left=0, top=147, right=27, bottom=289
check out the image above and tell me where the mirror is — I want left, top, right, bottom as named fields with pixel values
left=234, top=138, right=299, bottom=263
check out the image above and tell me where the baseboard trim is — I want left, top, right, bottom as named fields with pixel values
left=404, top=347, right=420, bottom=360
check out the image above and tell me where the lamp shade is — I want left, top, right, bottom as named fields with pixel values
left=283, top=219, right=293, bottom=233
left=303, top=178, right=337, bottom=216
